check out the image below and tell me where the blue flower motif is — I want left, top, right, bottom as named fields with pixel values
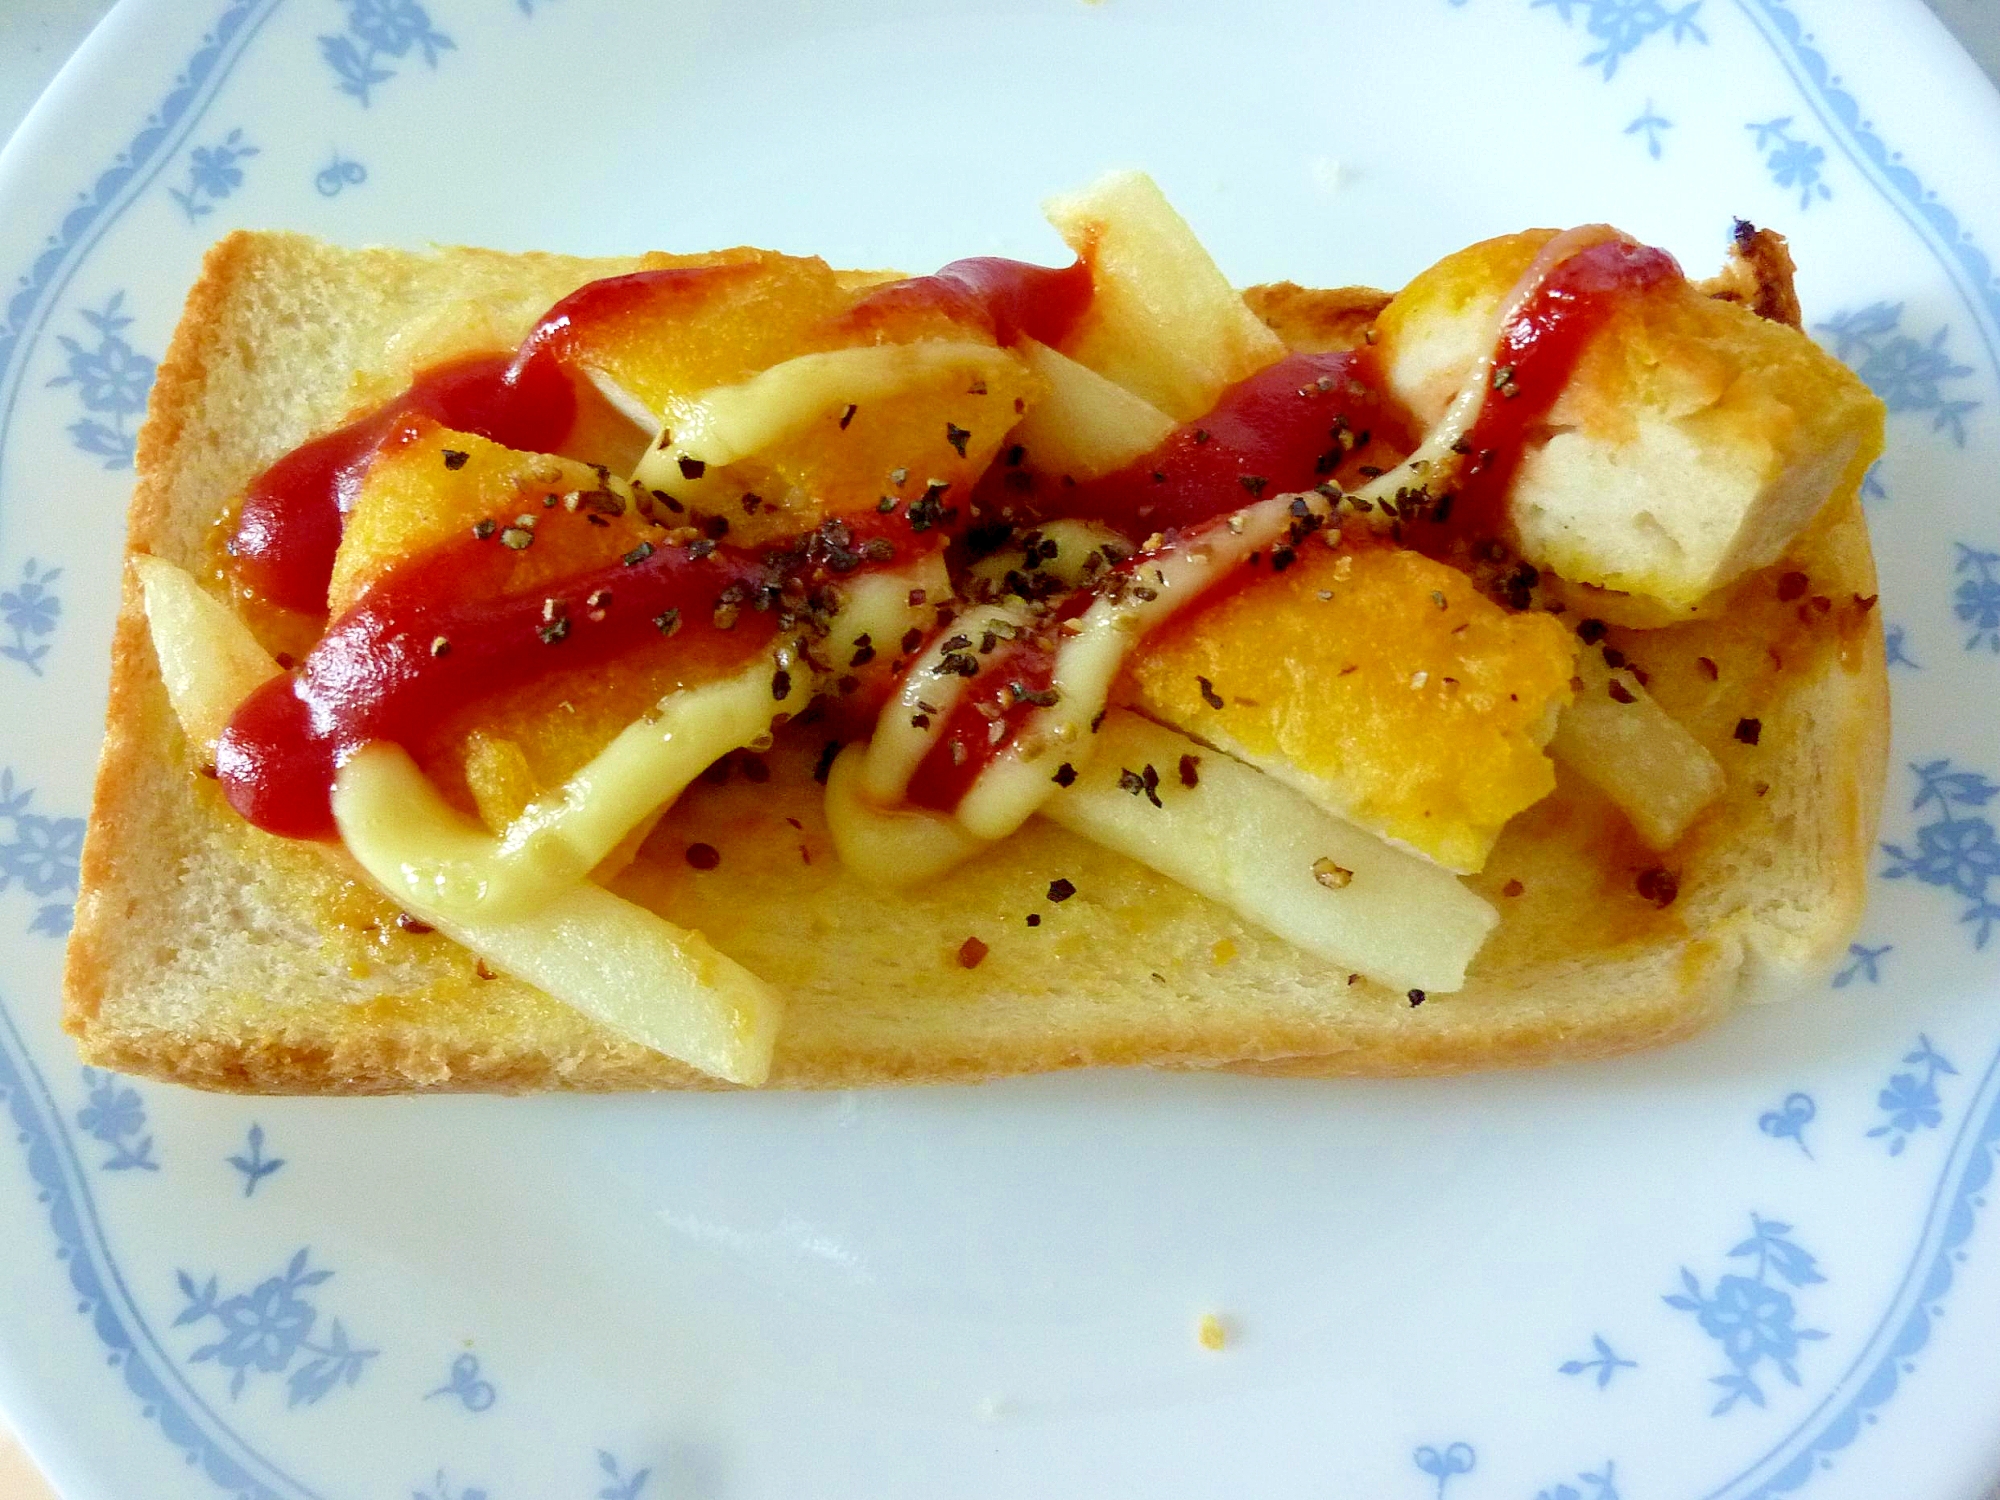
left=0, top=769, right=83, bottom=934
left=320, top=0, right=455, bottom=106
left=76, top=1067, right=158, bottom=1172
left=1867, top=1035, right=1957, bottom=1156
left=1758, top=1091, right=1816, bottom=1155
left=426, top=1351, right=497, bottom=1412
left=1882, top=760, right=2000, bottom=946
left=45, top=294, right=155, bottom=469
left=227, top=1123, right=285, bottom=1196
left=1956, top=545, right=2000, bottom=652
left=1832, top=942, right=1891, bottom=988
left=1558, top=1334, right=1638, bottom=1388
left=1817, top=303, right=1979, bottom=445
left=174, top=1249, right=377, bottom=1403
left=1624, top=102, right=1672, bottom=160
left=596, top=1450, right=651, bottom=1500
left=169, top=129, right=259, bottom=223
left=1531, top=0, right=1706, bottom=79
left=1413, top=1442, right=1475, bottom=1498
left=0, top=559, right=62, bottom=675
left=1748, top=118, right=1832, bottom=209
left=1536, top=1462, right=1622, bottom=1500
left=1884, top=624, right=1920, bottom=670
left=1664, top=1214, right=1826, bottom=1414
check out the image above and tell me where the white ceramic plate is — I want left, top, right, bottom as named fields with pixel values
left=3, top=1, right=2000, bottom=1496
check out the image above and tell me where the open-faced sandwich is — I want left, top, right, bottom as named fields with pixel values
left=63, top=172, right=1888, bottom=1091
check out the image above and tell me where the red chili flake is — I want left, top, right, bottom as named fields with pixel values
left=1853, top=593, right=1879, bottom=613
left=1697, top=656, right=1719, bottom=681
left=196, top=762, right=219, bottom=779
left=958, top=936, right=989, bottom=969
left=1501, top=879, right=1525, bottom=898
left=900, top=627, right=924, bottom=655
left=475, top=960, right=497, bottom=980
left=1607, top=679, right=1636, bottom=704
left=395, top=912, right=435, bottom=935
left=1635, top=866, right=1679, bottom=908
left=685, top=842, right=721, bottom=871
left=1047, top=878, right=1077, bottom=903
left=839, top=404, right=857, bottom=430
left=1197, top=675, right=1225, bottom=710
left=1734, top=717, right=1763, bottom=745
left=1810, top=595, right=1832, bottom=614
left=1178, top=754, right=1201, bottom=789
left=1776, top=570, right=1809, bottom=602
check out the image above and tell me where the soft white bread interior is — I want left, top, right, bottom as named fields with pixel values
left=62, top=232, right=1887, bottom=1091
left=1374, top=230, right=1883, bottom=609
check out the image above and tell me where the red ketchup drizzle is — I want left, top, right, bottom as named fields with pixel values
left=1440, top=237, right=1683, bottom=540
left=844, top=257, right=1094, bottom=347
left=997, top=350, right=1409, bottom=537
left=216, top=540, right=775, bottom=840
left=905, top=640, right=1061, bottom=813
left=228, top=350, right=577, bottom=614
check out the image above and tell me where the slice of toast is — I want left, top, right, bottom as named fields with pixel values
left=61, top=232, right=1888, bottom=1092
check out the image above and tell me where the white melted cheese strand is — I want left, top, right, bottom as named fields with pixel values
left=133, top=555, right=281, bottom=750
left=1347, top=224, right=1626, bottom=520
left=334, top=743, right=783, bottom=1086
left=823, top=745, right=988, bottom=889
left=403, top=552, right=949, bottom=921
left=953, top=492, right=1321, bottom=842
left=629, top=341, right=1016, bottom=503
left=1046, top=711, right=1497, bottom=992
left=134, top=556, right=781, bottom=1083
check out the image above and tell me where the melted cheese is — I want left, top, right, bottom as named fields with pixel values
left=333, top=743, right=783, bottom=1085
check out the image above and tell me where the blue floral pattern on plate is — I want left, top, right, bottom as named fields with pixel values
left=173, top=1249, right=378, bottom=1405
left=319, top=0, right=454, bottom=105
left=45, top=292, right=155, bottom=470
left=0, top=559, right=61, bottom=675
left=0, top=768, right=81, bottom=937
left=1664, top=1215, right=1827, bottom=1415
left=170, top=129, right=259, bottom=223
left=1880, top=760, right=2000, bottom=947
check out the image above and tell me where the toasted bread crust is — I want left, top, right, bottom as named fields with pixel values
left=62, top=235, right=1887, bottom=1092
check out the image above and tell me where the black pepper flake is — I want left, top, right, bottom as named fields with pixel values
left=850, top=634, right=876, bottom=667
left=1776, top=570, right=1810, bottom=602
left=685, top=842, right=721, bottom=871
left=1047, top=878, right=1076, bottom=903
left=910, top=712, right=931, bottom=729
left=1601, top=646, right=1627, bottom=670
left=702, top=513, right=731, bottom=540
left=1197, top=675, right=1225, bottom=710
left=1192, top=428, right=1211, bottom=445
left=441, top=448, right=469, bottom=470
left=772, top=668, right=793, bottom=701
left=900, top=627, right=924, bottom=655
left=1271, top=546, right=1296, bottom=573
left=1734, top=717, right=1763, bottom=745
left=1238, top=474, right=1268, bottom=497
left=1491, top=364, right=1519, bottom=398
left=472, top=518, right=497, bottom=540
left=677, top=455, right=707, bottom=480
left=1052, top=762, right=1077, bottom=788
left=1026, top=913, right=1042, bottom=927
left=1577, top=618, right=1608, bottom=645
left=537, top=616, right=571, bottom=645
left=839, top=403, right=857, bottom=430
left=1607, top=679, right=1636, bottom=705
left=653, top=608, right=682, bottom=636
left=1407, top=989, right=1426, bottom=1007
left=812, top=740, right=842, bottom=785
left=1178, top=754, right=1200, bottom=788
left=429, top=635, right=451, bottom=658
left=945, top=422, right=971, bottom=457
left=623, top=541, right=655, bottom=567
left=586, top=588, right=612, bottom=611
left=1635, top=866, right=1680, bottom=908
left=687, top=538, right=716, bottom=561
left=1119, top=765, right=1164, bottom=809
left=741, top=492, right=764, bottom=514
left=1009, top=681, right=1059, bottom=708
